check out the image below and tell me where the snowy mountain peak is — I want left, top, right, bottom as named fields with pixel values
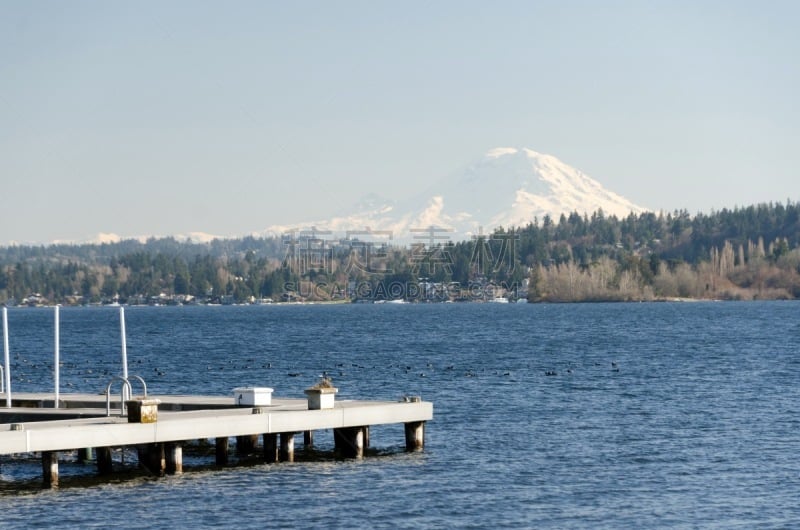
left=263, top=148, right=647, bottom=242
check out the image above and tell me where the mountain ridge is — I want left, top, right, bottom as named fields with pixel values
left=261, top=147, right=647, bottom=241
left=32, top=148, right=646, bottom=246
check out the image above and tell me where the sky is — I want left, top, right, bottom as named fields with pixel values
left=1, top=1, right=798, bottom=245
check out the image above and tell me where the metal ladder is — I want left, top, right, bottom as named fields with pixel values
left=104, top=375, right=148, bottom=416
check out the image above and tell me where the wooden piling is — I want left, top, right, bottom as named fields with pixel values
left=404, top=421, right=425, bottom=451
left=41, top=451, right=58, bottom=488
left=77, top=447, right=93, bottom=464
left=137, top=443, right=166, bottom=476
left=279, top=432, right=295, bottom=462
left=334, top=426, right=366, bottom=458
left=263, top=433, right=278, bottom=463
left=303, top=430, right=313, bottom=447
left=96, top=447, right=113, bottom=475
left=215, top=437, right=229, bottom=466
left=236, top=434, right=258, bottom=456
left=165, top=443, right=183, bottom=475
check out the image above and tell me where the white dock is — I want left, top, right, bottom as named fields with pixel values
left=0, top=392, right=433, bottom=488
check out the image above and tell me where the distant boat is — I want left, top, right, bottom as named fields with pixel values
left=387, top=299, right=407, bottom=304
left=489, top=297, right=509, bottom=304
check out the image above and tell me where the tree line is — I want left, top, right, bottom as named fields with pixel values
left=1, top=201, right=798, bottom=304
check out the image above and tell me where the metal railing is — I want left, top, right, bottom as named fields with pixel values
left=127, top=374, right=147, bottom=398
left=105, top=376, right=133, bottom=417
left=104, top=375, right=149, bottom=416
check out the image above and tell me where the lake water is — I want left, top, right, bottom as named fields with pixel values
left=0, top=302, right=798, bottom=528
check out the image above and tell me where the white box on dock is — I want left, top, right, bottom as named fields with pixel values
left=233, top=387, right=273, bottom=406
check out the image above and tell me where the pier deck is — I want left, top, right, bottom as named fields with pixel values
left=0, top=392, right=432, bottom=455
left=0, top=392, right=432, bottom=487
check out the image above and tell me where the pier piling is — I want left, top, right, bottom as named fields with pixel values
left=279, top=432, right=295, bottom=462
left=215, top=437, right=229, bottom=466
left=77, top=447, right=93, bottom=464
left=41, top=451, right=58, bottom=488
left=404, top=421, right=425, bottom=451
left=263, top=433, right=279, bottom=463
left=137, top=443, right=166, bottom=476
left=236, top=434, right=258, bottom=456
left=97, top=447, right=113, bottom=475
left=165, top=443, right=183, bottom=474
left=334, top=426, right=366, bottom=458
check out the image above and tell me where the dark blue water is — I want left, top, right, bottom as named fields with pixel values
left=0, top=302, right=798, bottom=528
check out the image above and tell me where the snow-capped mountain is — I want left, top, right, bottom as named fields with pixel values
left=433, top=147, right=647, bottom=229
left=263, top=148, right=647, bottom=241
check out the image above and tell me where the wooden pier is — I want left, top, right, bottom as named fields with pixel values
left=0, top=392, right=432, bottom=488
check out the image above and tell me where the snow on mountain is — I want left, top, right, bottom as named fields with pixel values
left=420, top=147, right=647, bottom=229
left=262, top=148, right=647, bottom=242
left=49, top=231, right=226, bottom=246
left=12, top=148, right=644, bottom=247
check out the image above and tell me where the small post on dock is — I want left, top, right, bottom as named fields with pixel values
left=279, top=432, right=295, bottom=462
left=404, top=421, right=425, bottom=451
left=119, top=307, right=129, bottom=401
left=54, top=305, right=60, bottom=408
left=263, top=433, right=278, bottom=463
left=126, top=399, right=160, bottom=423
left=215, top=437, right=229, bottom=466
left=42, top=451, right=59, bottom=488
left=3, top=307, right=11, bottom=407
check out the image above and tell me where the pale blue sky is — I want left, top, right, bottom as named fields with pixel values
left=1, top=1, right=797, bottom=244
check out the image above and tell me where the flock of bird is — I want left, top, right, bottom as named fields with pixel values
left=7, top=351, right=623, bottom=391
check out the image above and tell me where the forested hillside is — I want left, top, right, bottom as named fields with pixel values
left=1, top=202, right=798, bottom=304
